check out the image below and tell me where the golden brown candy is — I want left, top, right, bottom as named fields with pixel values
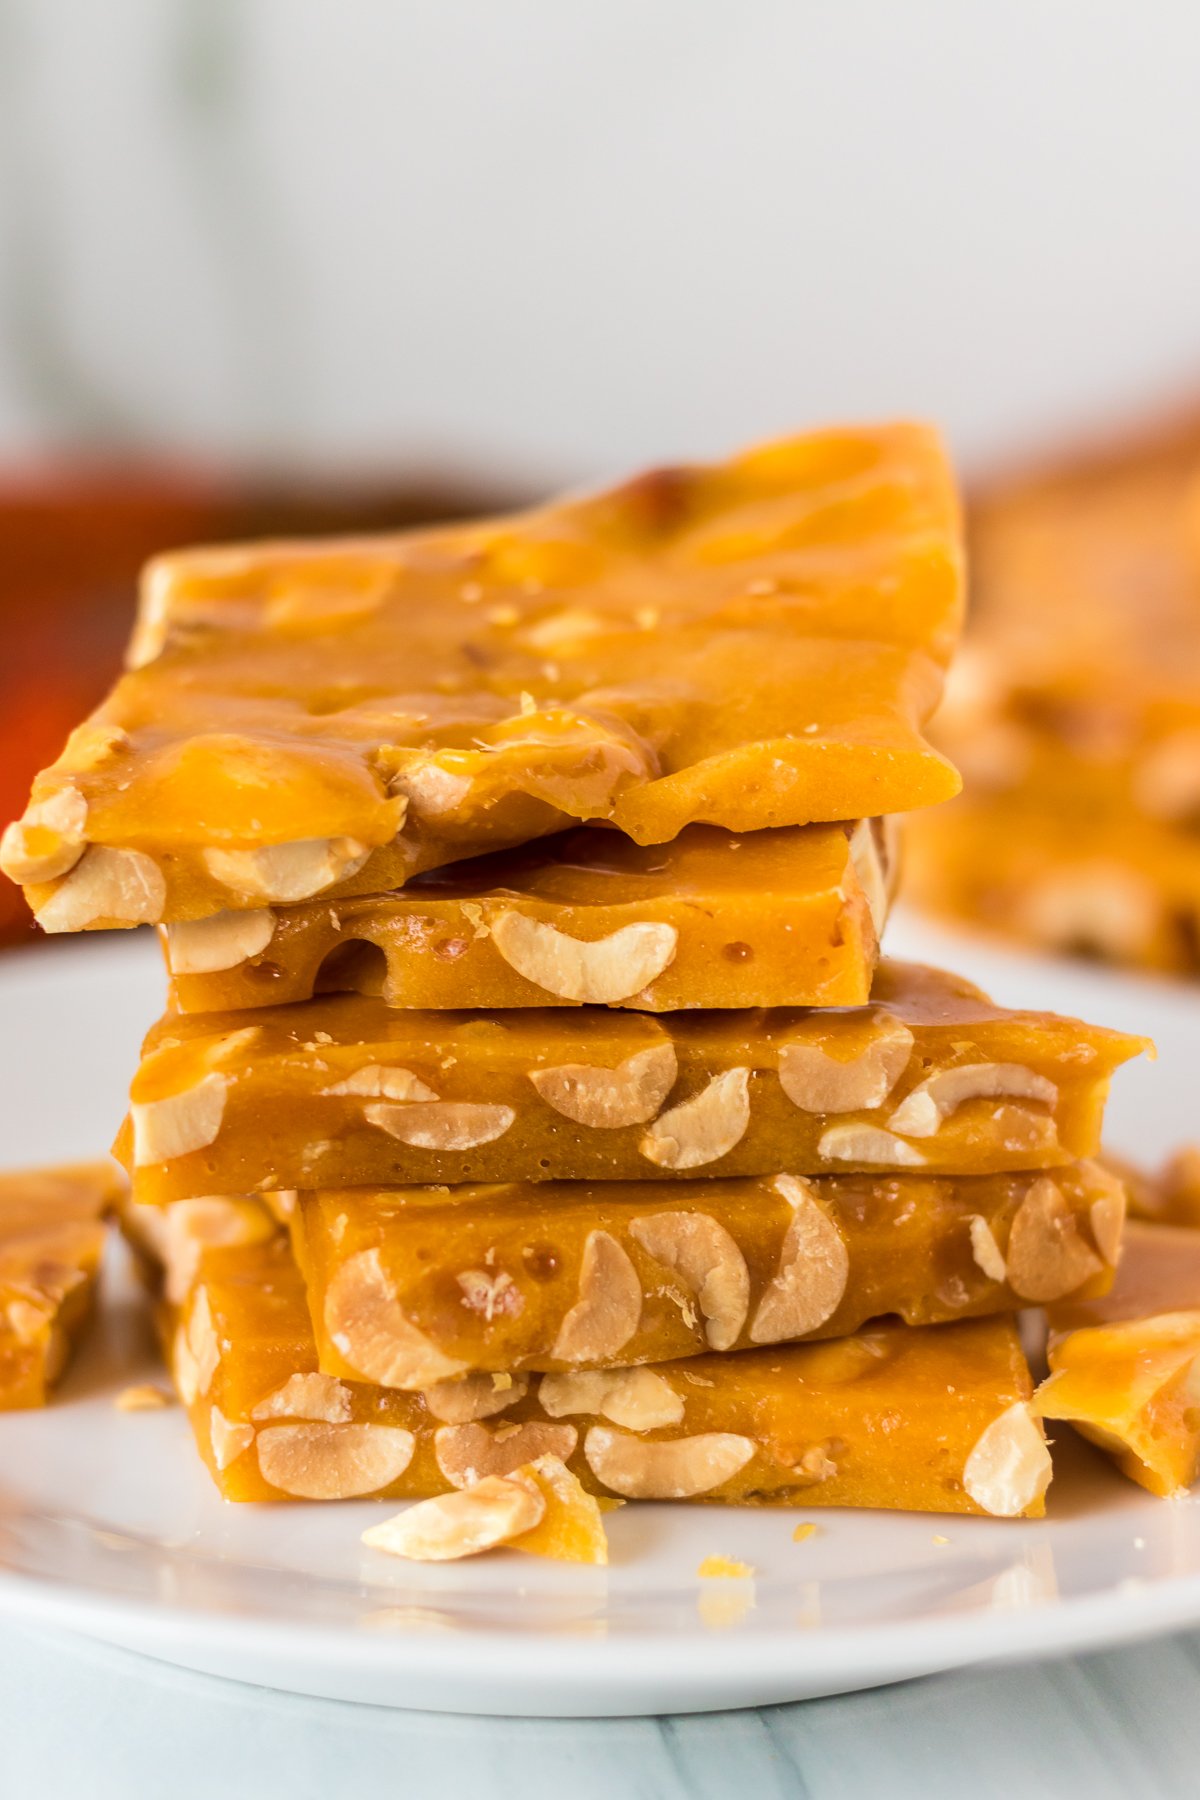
left=1038, top=1220, right=1200, bottom=1497
left=115, top=960, right=1146, bottom=1198
left=362, top=1455, right=611, bottom=1564
left=161, top=821, right=892, bottom=1015
left=288, top=1162, right=1122, bottom=1386
left=0, top=1161, right=122, bottom=1409
left=171, top=1237, right=1049, bottom=1517
left=909, top=779, right=1200, bottom=976
left=1120, top=1144, right=1200, bottom=1230
left=909, top=410, right=1200, bottom=975
left=119, top=1192, right=281, bottom=1305
left=2, top=425, right=963, bottom=929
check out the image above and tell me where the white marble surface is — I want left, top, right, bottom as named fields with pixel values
left=4, top=1619, right=1200, bottom=1799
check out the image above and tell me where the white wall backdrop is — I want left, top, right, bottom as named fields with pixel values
left=0, top=0, right=1198, bottom=486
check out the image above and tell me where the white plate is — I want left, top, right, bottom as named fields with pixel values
left=1, top=915, right=1199, bottom=1717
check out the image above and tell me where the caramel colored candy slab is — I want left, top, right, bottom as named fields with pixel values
left=1119, top=1145, right=1200, bottom=1230
left=162, top=821, right=891, bottom=1015
left=908, top=779, right=1200, bottom=977
left=0, top=1160, right=122, bottom=1409
left=289, top=1162, right=1122, bottom=1387
left=960, top=405, right=1200, bottom=711
left=173, top=1237, right=1048, bottom=1517
left=117, top=960, right=1146, bottom=1200
left=909, top=409, right=1200, bottom=975
left=2, top=425, right=962, bottom=931
left=1038, top=1221, right=1200, bottom=1497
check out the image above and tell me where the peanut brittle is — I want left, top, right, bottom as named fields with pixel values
left=361, top=1455, right=612, bottom=1564
left=116, top=960, right=1146, bottom=1198
left=0, top=1160, right=122, bottom=1409
left=1038, top=1220, right=1200, bottom=1496
left=1118, top=1145, right=1200, bottom=1230
left=173, top=1237, right=1049, bottom=1517
left=288, top=1163, right=1122, bottom=1386
left=161, top=821, right=892, bottom=1015
left=909, top=408, right=1200, bottom=974
left=909, top=779, right=1200, bottom=975
left=119, top=1192, right=281, bottom=1304
left=1, top=424, right=962, bottom=930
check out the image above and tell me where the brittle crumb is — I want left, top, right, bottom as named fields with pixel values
left=697, top=1555, right=755, bottom=1579
left=792, top=1522, right=819, bottom=1543
left=931, top=1534, right=950, bottom=1545
left=115, top=1383, right=173, bottom=1412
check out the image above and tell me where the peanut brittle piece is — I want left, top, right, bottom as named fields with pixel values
left=909, top=408, right=1200, bottom=976
left=173, top=1237, right=1049, bottom=1518
left=288, top=1163, right=1122, bottom=1386
left=1119, top=1145, right=1200, bottom=1230
left=118, top=1191, right=282, bottom=1304
left=115, top=959, right=1145, bottom=1198
left=362, top=1455, right=610, bottom=1564
left=0, top=1160, right=122, bottom=1409
left=1038, top=1219, right=1200, bottom=1496
left=160, top=821, right=892, bottom=1014
left=2, top=424, right=962, bottom=929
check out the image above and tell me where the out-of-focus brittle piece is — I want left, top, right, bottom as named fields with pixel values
left=1038, top=1220, right=1200, bottom=1496
left=909, top=408, right=1200, bottom=977
left=160, top=822, right=893, bottom=1016
left=0, top=1160, right=121, bottom=1409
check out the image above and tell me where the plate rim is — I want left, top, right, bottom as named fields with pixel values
left=4, top=1546, right=1200, bottom=1716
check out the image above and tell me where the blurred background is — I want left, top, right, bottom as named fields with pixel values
left=3, top=0, right=1200, bottom=941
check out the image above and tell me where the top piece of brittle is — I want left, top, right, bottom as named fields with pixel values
left=1, top=424, right=962, bottom=929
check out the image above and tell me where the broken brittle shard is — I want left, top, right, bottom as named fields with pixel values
left=0, top=1161, right=122, bottom=1409
left=2, top=424, right=963, bottom=930
left=1038, top=1219, right=1200, bottom=1497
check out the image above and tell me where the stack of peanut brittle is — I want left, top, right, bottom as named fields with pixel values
left=1, top=425, right=1150, bottom=1558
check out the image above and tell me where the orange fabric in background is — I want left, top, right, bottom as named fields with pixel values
left=0, top=468, right=519, bottom=947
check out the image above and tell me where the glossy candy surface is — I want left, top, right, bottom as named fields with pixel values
left=160, top=821, right=891, bottom=1015
left=172, top=1237, right=1049, bottom=1518
left=116, top=960, right=1146, bottom=1198
left=1039, top=1220, right=1200, bottom=1497
left=2, top=425, right=962, bottom=929
left=289, top=1162, right=1123, bottom=1386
